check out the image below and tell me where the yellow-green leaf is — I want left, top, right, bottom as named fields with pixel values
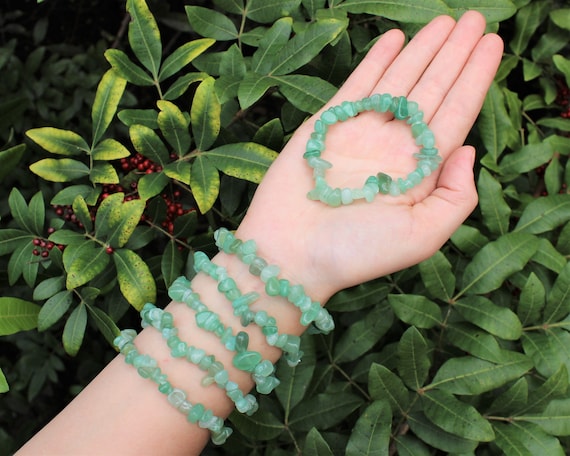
left=91, top=69, right=127, bottom=146
left=63, top=241, right=110, bottom=289
left=26, top=127, right=89, bottom=156
left=29, top=158, right=90, bottom=182
left=62, top=304, right=87, bottom=356
left=191, top=77, right=221, bottom=151
left=0, top=297, right=40, bottom=335
left=113, top=248, right=156, bottom=310
left=91, top=138, right=130, bottom=160
left=206, top=142, right=277, bottom=184
left=126, top=0, right=162, bottom=78
left=190, top=155, right=219, bottom=213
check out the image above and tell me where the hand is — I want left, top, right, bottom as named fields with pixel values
left=237, top=11, right=504, bottom=302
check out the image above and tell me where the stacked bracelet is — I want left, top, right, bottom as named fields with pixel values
left=114, top=329, right=233, bottom=445
left=304, top=93, right=441, bottom=206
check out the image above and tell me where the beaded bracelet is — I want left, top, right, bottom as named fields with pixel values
left=193, top=250, right=304, bottom=367
left=169, top=276, right=280, bottom=394
left=114, top=329, right=233, bottom=445
left=214, top=228, right=335, bottom=334
left=140, top=303, right=259, bottom=415
left=304, top=93, right=441, bottom=206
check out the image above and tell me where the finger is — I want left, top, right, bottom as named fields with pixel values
left=412, top=146, right=478, bottom=254
left=407, top=11, right=488, bottom=122
left=327, top=28, right=406, bottom=104
left=372, top=15, right=456, bottom=96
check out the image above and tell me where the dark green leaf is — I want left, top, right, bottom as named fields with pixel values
left=87, top=306, right=120, bottom=347
left=157, top=100, right=191, bottom=156
left=418, top=250, right=455, bottom=301
left=550, top=9, right=570, bottom=30
left=492, top=422, right=535, bottom=456
left=398, top=327, right=430, bottom=390
left=543, top=262, right=570, bottom=323
left=487, top=377, right=528, bottom=415
left=521, top=398, right=570, bottom=436
left=445, top=0, right=516, bottom=23
left=138, top=171, right=170, bottom=201
left=118, top=109, right=159, bottom=129
left=368, top=363, right=410, bottom=413
left=161, top=240, right=184, bottom=287
left=478, top=168, right=511, bottom=235
left=388, top=294, right=442, bottom=329
left=554, top=54, right=570, bottom=88
left=394, top=435, right=430, bottom=456
left=450, top=224, right=489, bottom=255
left=518, top=272, right=546, bottom=326
left=340, top=0, right=450, bottom=22
left=499, top=143, right=553, bottom=175
left=515, top=194, right=570, bottom=234
left=0, top=229, right=30, bottom=256
left=251, top=18, right=292, bottom=74
left=276, top=74, right=337, bottom=113
left=129, top=124, right=170, bottom=165
left=246, top=0, right=301, bottom=23
left=113, top=248, right=156, bottom=310
left=37, top=290, right=73, bottom=331
left=159, top=38, right=215, bottom=81
left=33, top=276, right=65, bottom=301
left=0, top=144, right=26, bottom=181
left=62, top=303, right=87, bottom=356
left=0, top=369, right=8, bottom=393
left=289, top=392, right=362, bottom=431
left=522, top=332, right=570, bottom=381
left=238, top=73, right=276, bottom=109
left=104, top=49, right=154, bottom=86
left=345, top=400, right=391, bottom=456
left=327, top=279, right=390, bottom=312
left=303, top=428, right=333, bottom=456
left=446, top=322, right=504, bottom=363
left=51, top=185, right=99, bottom=206
left=127, top=0, right=162, bottom=78
left=495, top=422, right=565, bottom=455
left=532, top=238, right=567, bottom=274
left=190, top=155, right=219, bottom=213
left=8, top=241, right=39, bottom=287
left=0, top=297, right=40, bottom=335
left=478, top=82, right=513, bottom=163
left=229, top=409, right=284, bottom=440
left=185, top=6, right=238, bottom=41
left=206, top=142, right=277, bottom=183
left=509, top=1, right=550, bottom=55
left=163, top=72, right=208, bottom=101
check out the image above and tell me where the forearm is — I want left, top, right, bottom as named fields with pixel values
left=17, top=233, right=331, bottom=455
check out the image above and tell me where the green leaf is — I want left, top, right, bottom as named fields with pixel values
left=51, top=184, right=99, bottom=206
left=229, top=409, right=284, bottom=440
left=113, top=248, right=156, bottom=310
left=104, top=49, right=154, bottom=86
left=37, top=290, right=73, bottom=331
left=398, top=326, right=430, bottom=390
left=108, top=198, right=146, bottom=248
left=407, top=411, right=478, bottom=454
left=238, top=73, right=277, bottom=109
left=460, top=232, right=539, bottom=296
left=0, top=297, right=40, bottom=335
left=26, top=127, right=89, bottom=155
left=421, top=389, right=494, bottom=441
left=63, top=241, right=110, bottom=289
left=554, top=54, right=570, bottom=88
left=0, top=144, right=26, bottom=181
left=487, top=377, right=528, bottom=416
left=543, top=262, right=570, bottom=323
left=129, top=124, right=170, bottom=166
left=191, top=77, right=221, bottom=151
left=159, top=38, right=215, bottom=81
left=445, top=0, right=516, bottom=23
left=544, top=154, right=563, bottom=195
left=126, top=0, right=162, bottom=78
left=157, top=100, right=191, bottom=156
left=185, top=6, right=238, bottom=41
left=394, top=435, right=430, bottom=456
left=550, top=9, right=570, bottom=30
left=9, top=188, right=38, bottom=234
left=91, top=138, right=130, bottom=161
left=71, top=195, right=93, bottom=232
left=418, top=250, right=455, bottom=301
left=303, top=427, right=333, bottom=455
left=8, top=241, right=38, bottom=287
left=388, top=294, right=442, bottom=329
left=0, top=229, right=30, bottom=256
left=62, top=303, right=87, bottom=356
left=509, top=1, right=550, bottom=55
left=455, top=295, right=522, bottom=340
left=90, top=162, right=119, bottom=184
left=206, top=142, right=277, bottom=184
left=478, top=168, right=511, bottom=235
left=518, top=272, right=546, bottom=326
left=334, top=305, right=393, bottom=363
left=246, top=0, right=301, bottom=23
left=163, top=161, right=191, bottom=185
left=87, top=306, right=120, bottom=347
left=446, top=322, right=504, bottom=363
left=427, top=354, right=532, bottom=395
left=524, top=366, right=569, bottom=415
left=118, top=109, right=159, bottom=129
left=478, top=82, right=513, bottom=163
left=0, top=369, right=8, bottom=393
left=499, top=143, right=553, bottom=175
left=138, top=171, right=170, bottom=201
left=275, top=74, right=337, bottom=114
left=219, top=44, right=246, bottom=78
left=522, top=332, right=570, bottom=379
left=190, top=155, right=219, bottom=213
left=339, top=0, right=450, bottom=23
left=289, top=392, right=362, bottom=431
left=495, top=422, right=565, bottom=455
left=368, top=363, right=410, bottom=413
left=161, top=240, right=184, bottom=288
left=163, top=72, right=208, bottom=101
left=91, top=70, right=127, bottom=146
left=327, top=280, right=390, bottom=312
left=267, top=19, right=345, bottom=76
left=29, top=158, right=90, bottom=182
left=492, top=422, right=535, bottom=456
left=515, top=194, right=570, bottom=234
left=345, top=400, right=391, bottom=456
left=251, top=18, right=292, bottom=74
left=522, top=398, right=570, bottom=436
left=450, top=224, right=489, bottom=255
left=33, top=276, right=65, bottom=300
left=532, top=238, right=567, bottom=274
left=48, top=229, right=86, bottom=246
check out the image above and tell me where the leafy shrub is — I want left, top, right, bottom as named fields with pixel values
left=1, top=0, right=570, bottom=454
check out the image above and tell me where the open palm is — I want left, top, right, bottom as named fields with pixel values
left=237, top=11, right=504, bottom=303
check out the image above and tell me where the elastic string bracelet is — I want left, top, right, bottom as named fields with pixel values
left=169, top=276, right=280, bottom=394
left=193, top=250, right=304, bottom=367
left=113, top=329, right=232, bottom=445
left=304, top=93, right=441, bottom=206
left=140, top=303, right=258, bottom=415
left=214, top=228, right=335, bottom=334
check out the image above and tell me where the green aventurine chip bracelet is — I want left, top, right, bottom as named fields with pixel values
left=304, top=93, right=442, bottom=206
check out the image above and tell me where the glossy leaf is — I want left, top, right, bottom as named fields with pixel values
left=88, top=306, right=120, bottom=347
left=238, top=73, right=277, bottom=109
left=163, top=72, right=208, bottom=101
left=126, top=0, right=161, bottom=78
left=522, top=398, right=570, bottom=436
left=62, top=303, right=87, bottom=356
left=455, top=295, right=522, bottom=340
left=113, top=248, right=156, bottom=310
left=517, top=272, right=546, bottom=326
left=495, top=422, right=565, bottom=455
left=445, top=322, right=504, bottom=363
left=159, top=38, right=215, bottom=81
left=190, top=154, right=219, bottom=213
left=515, top=194, right=570, bottom=234
left=129, top=124, right=169, bottom=165
left=368, top=363, right=410, bottom=413
left=63, top=241, right=110, bottom=289
left=157, top=100, right=191, bottom=156
left=509, top=1, right=549, bottom=55
left=191, top=77, right=220, bottom=151
left=333, top=305, right=393, bottom=363
left=37, top=290, right=73, bottom=331
left=418, top=250, right=455, bottom=301
left=388, top=294, right=442, bottom=329
left=29, top=158, right=90, bottom=182
left=289, top=392, right=362, bottom=431
left=91, top=70, right=127, bottom=146
left=499, top=142, right=553, bottom=175
left=522, top=331, right=570, bottom=379
left=206, top=142, right=277, bottom=184
left=340, top=0, right=449, bottom=23
left=91, top=138, right=130, bottom=161
left=33, top=276, right=65, bottom=301
left=246, top=0, right=301, bottom=23
left=422, top=389, right=494, bottom=441
left=275, top=74, right=337, bottom=114
left=428, top=354, right=532, bottom=395
left=478, top=168, right=511, bottom=235
left=251, top=18, right=292, bottom=74
left=138, top=171, right=170, bottom=201
left=543, top=262, right=570, bottom=324
left=26, top=127, right=89, bottom=156
left=345, top=400, right=391, bottom=456
left=460, top=232, right=538, bottom=296
left=486, top=377, right=528, bottom=416
left=0, top=297, right=40, bottom=335
left=163, top=161, right=191, bottom=185
left=104, top=49, right=154, bottom=86
left=398, top=326, right=430, bottom=390
left=90, top=162, right=119, bottom=184
left=185, top=6, right=238, bottom=41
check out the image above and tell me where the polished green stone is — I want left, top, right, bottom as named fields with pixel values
left=398, top=177, right=414, bottom=192
left=325, top=188, right=342, bottom=207
left=306, top=138, right=324, bottom=152
left=278, top=278, right=290, bottom=297
left=377, top=172, right=392, bottom=194
left=187, top=403, right=205, bottom=423
left=407, top=110, right=424, bottom=125
left=307, top=156, right=332, bottom=170
left=421, top=147, right=439, bottom=156
left=235, top=331, right=249, bottom=352
left=314, top=119, right=327, bottom=134
left=254, top=375, right=280, bottom=394
left=393, top=96, right=408, bottom=120
left=196, top=311, right=221, bottom=331
left=407, top=100, right=419, bottom=116
left=411, top=121, right=428, bottom=138
left=321, top=109, right=338, bottom=125
left=341, top=188, right=353, bottom=205
left=254, top=359, right=275, bottom=377
left=341, top=100, right=357, bottom=117
left=158, top=381, right=173, bottom=394
left=249, top=256, right=267, bottom=276
left=214, top=369, right=229, bottom=385
left=218, top=277, right=236, bottom=293
left=389, top=180, right=401, bottom=196
left=167, top=388, right=186, bottom=408
left=198, top=355, right=214, bottom=370
left=334, top=105, right=349, bottom=121
left=265, top=277, right=280, bottom=296
left=415, top=130, right=435, bottom=148
left=408, top=169, right=424, bottom=186
left=233, top=350, right=262, bottom=372
left=171, top=341, right=188, bottom=358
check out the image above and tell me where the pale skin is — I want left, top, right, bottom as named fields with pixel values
left=17, top=11, right=504, bottom=455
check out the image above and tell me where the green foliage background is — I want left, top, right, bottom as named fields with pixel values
left=1, top=0, right=570, bottom=454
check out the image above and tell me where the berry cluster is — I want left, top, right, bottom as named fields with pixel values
left=32, top=228, right=64, bottom=257
left=120, top=152, right=165, bottom=175
left=556, top=78, right=570, bottom=119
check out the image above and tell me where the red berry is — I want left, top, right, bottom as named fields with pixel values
left=106, top=247, right=114, bottom=254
